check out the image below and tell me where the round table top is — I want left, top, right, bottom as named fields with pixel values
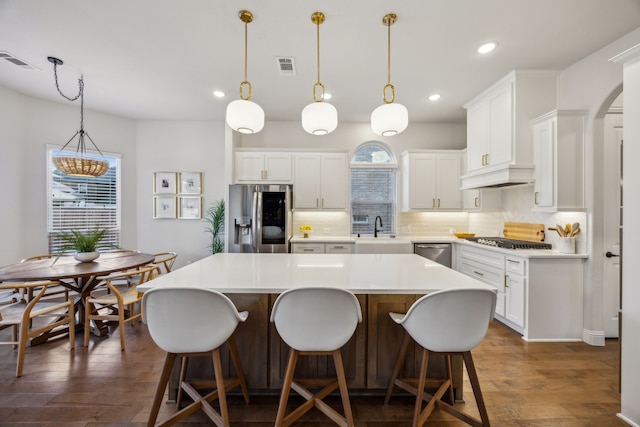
left=0, top=251, right=155, bottom=282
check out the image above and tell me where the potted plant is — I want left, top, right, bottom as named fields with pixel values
left=54, top=226, right=116, bottom=262
left=205, top=199, right=225, bottom=254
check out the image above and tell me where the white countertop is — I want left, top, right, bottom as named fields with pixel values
left=138, top=253, right=496, bottom=294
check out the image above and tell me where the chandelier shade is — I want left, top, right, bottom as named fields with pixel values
left=302, top=101, right=338, bottom=135
left=226, top=99, right=265, bottom=134
left=371, top=102, right=408, bottom=137
left=301, top=11, right=338, bottom=136
left=371, top=13, right=408, bottom=137
left=226, top=10, right=265, bottom=134
left=47, top=56, right=109, bottom=177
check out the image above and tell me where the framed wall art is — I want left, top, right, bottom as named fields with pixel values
left=154, top=172, right=177, bottom=194
left=179, top=172, right=202, bottom=194
left=153, top=196, right=177, bottom=219
left=178, top=196, right=202, bottom=219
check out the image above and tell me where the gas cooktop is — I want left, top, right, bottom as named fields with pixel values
left=466, top=237, right=552, bottom=250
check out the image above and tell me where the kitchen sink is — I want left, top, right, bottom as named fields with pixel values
left=354, top=237, right=412, bottom=254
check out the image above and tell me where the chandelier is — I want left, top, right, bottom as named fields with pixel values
left=48, top=57, right=109, bottom=177
left=226, top=10, right=265, bottom=134
left=301, top=11, right=338, bottom=135
left=370, top=13, right=408, bottom=137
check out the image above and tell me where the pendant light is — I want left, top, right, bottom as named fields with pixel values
left=301, top=11, right=338, bottom=136
left=226, top=10, right=265, bottom=134
left=371, top=13, right=408, bottom=137
left=48, top=57, right=109, bottom=177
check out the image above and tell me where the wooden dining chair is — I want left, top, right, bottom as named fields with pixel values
left=153, top=251, right=177, bottom=274
left=20, top=254, right=72, bottom=301
left=84, top=264, right=161, bottom=351
left=0, top=281, right=75, bottom=377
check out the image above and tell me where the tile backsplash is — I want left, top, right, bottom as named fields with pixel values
left=291, top=184, right=587, bottom=253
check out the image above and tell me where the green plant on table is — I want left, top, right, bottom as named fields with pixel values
left=53, top=226, right=116, bottom=258
left=205, top=198, right=225, bottom=254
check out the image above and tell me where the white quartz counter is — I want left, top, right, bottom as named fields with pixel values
left=138, top=253, right=496, bottom=294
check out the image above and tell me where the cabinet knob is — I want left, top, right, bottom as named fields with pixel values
left=605, top=251, right=620, bottom=258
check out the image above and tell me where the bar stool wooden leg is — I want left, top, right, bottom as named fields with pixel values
left=228, top=334, right=250, bottom=404
left=385, top=332, right=411, bottom=404
left=333, top=349, right=354, bottom=427
left=176, top=356, right=189, bottom=409
left=211, top=348, right=229, bottom=426
left=275, top=348, right=299, bottom=427
left=463, top=351, right=491, bottom=427
left=148, top=353, right=176, bottom=427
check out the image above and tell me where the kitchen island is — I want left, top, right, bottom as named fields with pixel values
left=139, top=253, right=494, bottom=399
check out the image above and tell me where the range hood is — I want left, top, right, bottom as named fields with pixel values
left=460, top=163, right=535, bottom=189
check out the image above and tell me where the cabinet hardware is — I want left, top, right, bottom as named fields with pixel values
left=473, top=270, right=484, bottom=277
left=605, top=251, right=620, bottom=258
left=485, top=153, right=489, bottom=165
left=474, top=197, right=479, bottom=208
left=334, top=245, right=344, bottom=249
left=321, top=198, right=324, bottom=208
left=534, top=191, right=539, bottom=205
left=316, top=198, right=320, bottom=208
left=303, top=249, right=314, bottom=252
left=432, top=198, right=436, bottom=208
left=507, top=259, right=521, bottom=264
left=437, top=198, right=441, bottom=208
left=505, top=275, right=509, bottom=288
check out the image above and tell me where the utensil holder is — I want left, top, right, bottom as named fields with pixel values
left=557, top=237, right=576, bottom=254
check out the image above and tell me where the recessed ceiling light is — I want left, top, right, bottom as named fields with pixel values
left=477, top=42, right=497, bottom=54
left=212, top=90, right=226, bottom=98
left=428, top=94, right=441, bottom=101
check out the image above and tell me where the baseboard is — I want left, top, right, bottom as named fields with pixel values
left=617, top=413, right=640, bottom=426
left=582, top=328, right=606, bottom=346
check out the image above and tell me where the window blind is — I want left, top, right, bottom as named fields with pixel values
left=46, top=147, right=121, bottom=253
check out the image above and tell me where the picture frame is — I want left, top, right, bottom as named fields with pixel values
left=153, top=196, right=177, bottom=219
left=178, top=196, right=202, bottom=219
left=154, top=172, right=177, bottom=194
left=179, top=172, right=202, bottom=194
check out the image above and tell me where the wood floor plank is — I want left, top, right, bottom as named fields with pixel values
left=0, top=320, right=626, bottom=426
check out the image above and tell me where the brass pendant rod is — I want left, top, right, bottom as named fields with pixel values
left=316, top=18, right=321, bottom=85
left=387, top=18, right=391, bottom=86
left=244, top=19, right=248, bottom=82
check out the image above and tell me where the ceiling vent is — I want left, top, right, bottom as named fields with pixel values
left=0, top=51, right=37, bottom=70
left=275, top=57, right=296, bottom=76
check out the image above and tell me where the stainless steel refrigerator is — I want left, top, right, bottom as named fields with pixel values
left=227, top=184, right=292, bottom=253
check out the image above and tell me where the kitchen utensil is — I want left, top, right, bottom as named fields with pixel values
left=570, top=226, right=580, bottom=237
left=556, top=224, right=566, bottom=237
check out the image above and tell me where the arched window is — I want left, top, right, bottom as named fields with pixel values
left=350, top=142, right=397, bottom=235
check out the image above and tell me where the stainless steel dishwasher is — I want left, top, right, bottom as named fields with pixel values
left=414, top=243, right=452, bottom=268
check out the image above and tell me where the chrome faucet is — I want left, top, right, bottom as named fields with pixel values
left=374, top=216, right=383, bottom=238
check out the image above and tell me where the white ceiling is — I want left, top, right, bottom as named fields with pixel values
left=1, top=0, right=639, bottom=125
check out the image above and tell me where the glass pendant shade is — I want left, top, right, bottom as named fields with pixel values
left=371, top=102, right=408, bottom=136
left=226, top=99, right=265, bottom=134
left=302, top=101, right=337, bottom=135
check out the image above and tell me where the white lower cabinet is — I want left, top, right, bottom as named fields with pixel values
left=291, top=242, right=354, bottom=254
left=456, top=244, right=583, bottom=341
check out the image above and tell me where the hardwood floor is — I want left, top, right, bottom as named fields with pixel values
left=0, top=319, right=624, bottom=426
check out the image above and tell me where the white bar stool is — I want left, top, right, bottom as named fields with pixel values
left=384, top=288, right=497, bottom=427
left=270, top=287, right=363, bottom=427
left=143, top=287, right=250, bottom=427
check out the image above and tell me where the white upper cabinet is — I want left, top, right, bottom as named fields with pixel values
left=235, top=152, right=293, bottom=183
left=401, top=150, right=462, bottom=211
left=294, top=153, right=347, bottom=210
left=462, top=70, right=559, bottom=189
left=531, top=110, right=587, bottom=212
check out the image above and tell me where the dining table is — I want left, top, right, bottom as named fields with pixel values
left=0, top=250, right=155, bottom=344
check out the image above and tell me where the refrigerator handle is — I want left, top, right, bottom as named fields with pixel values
left=253, top=189, right=261, bottom=251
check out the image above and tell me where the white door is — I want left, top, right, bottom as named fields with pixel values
left=603, top=111, right=622, bottom=338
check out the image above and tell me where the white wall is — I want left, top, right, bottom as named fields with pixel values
left=135, top=121, right=226, bottom=268
left=0, top=86, right=27, bottom=265
left=0, top=85, right=137, bottom=265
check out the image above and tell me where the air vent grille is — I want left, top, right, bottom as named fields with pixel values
left=0, top=51, right=37, bottom=70
left=275, top=57, right=296, bottom=76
